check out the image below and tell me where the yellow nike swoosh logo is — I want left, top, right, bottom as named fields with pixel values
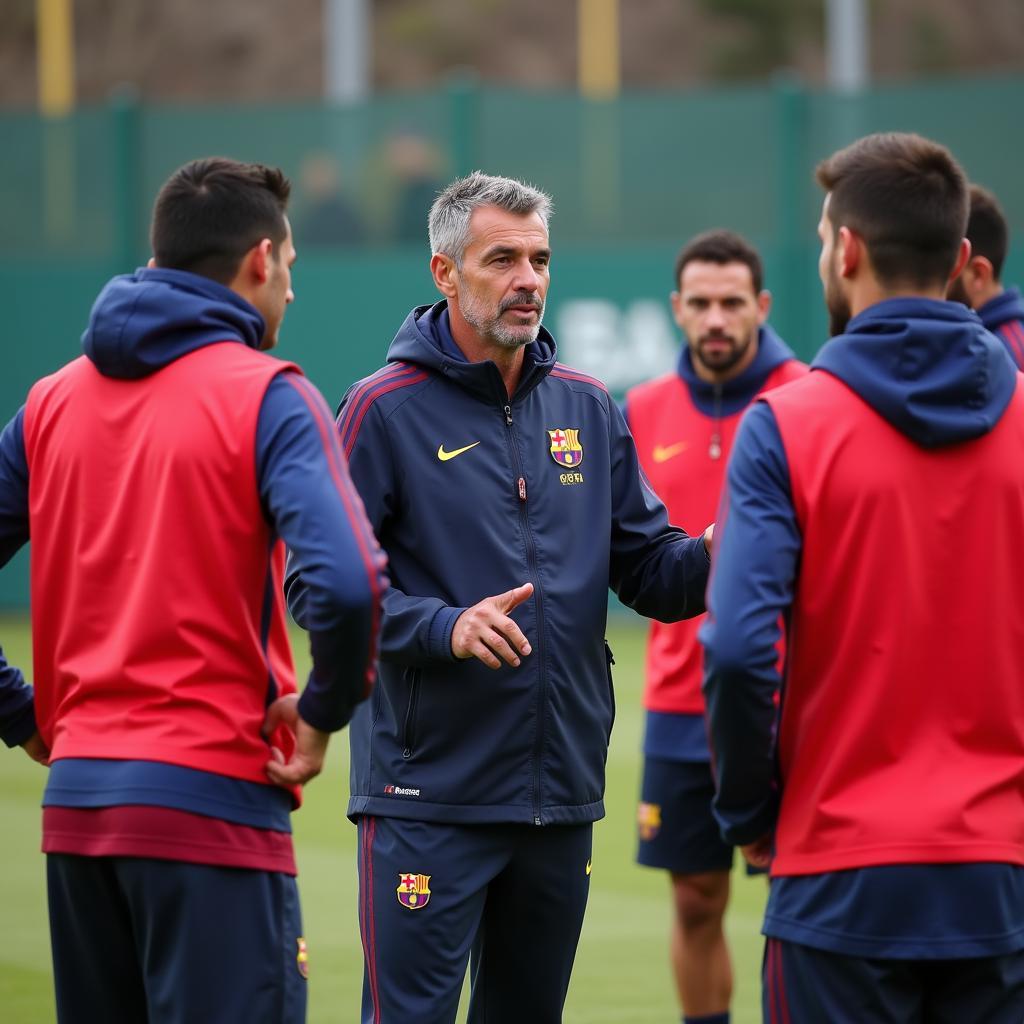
left=585, top=859, right=592, bottom=876
left=437, top=441, right=481, bottom=462
left=652, top=441, right=689, bottom=463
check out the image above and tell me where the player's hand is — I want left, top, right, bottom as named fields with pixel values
left=702, top=522, right=714, bottom=555
left=451, top=582, right=534, bottom=669
left=21, top=730, right=49, bottom=766
left=740, top=833, right=773, bottom=870
left=263, top=693, right=331, bottom=788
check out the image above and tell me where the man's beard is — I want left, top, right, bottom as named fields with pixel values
left=693, top=330, right=754, bottom=376
left=825, top=265, right=852, bottom=337
left=461, top=289, right=545, bottom=349
left=946, top=274, right=970, bottom=307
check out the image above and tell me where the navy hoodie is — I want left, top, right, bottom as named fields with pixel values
left=0, top=268, right=386, bottom=790
left=977, top=286, right=1024, bottom=369
left=306, top=301, right=710, bottom=826
left=701, top=298, right=1024, bottom=958
left=675, top=323, right=801, bottom=418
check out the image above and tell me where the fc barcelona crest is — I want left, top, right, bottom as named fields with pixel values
left=548, top=428, right=584, bottom=468
left=637, top=801, right=662, bottom=842
left=397, top=872, right=432, bottom=910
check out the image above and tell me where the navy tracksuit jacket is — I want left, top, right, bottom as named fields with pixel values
left=318, top=301, right=710, bottom=828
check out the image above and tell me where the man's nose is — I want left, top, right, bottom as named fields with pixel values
left=705, top=303, right=726, bottom=329
left=511, top=260, right=543, bottom=293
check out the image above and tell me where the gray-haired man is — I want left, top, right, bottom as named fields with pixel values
left=292, top=171, right=712, bottom=1022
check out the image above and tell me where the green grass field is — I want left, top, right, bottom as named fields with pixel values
left=0, top=614, right=767, bottom=1023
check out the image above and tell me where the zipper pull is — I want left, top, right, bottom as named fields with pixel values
left=504, top=404, right=513, bottom=426
left=518, top=476, right=527, bottom=502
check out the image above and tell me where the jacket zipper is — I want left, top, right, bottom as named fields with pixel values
left=709, top=384, right=723, bottom=460
left=402, top=669, right=420, bottom=758
left=503, top=402, right=547, bottom=826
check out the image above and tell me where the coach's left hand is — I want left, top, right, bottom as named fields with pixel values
left=263, top=693, right=331, bottom=787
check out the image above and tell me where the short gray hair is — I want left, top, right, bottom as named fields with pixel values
left=428, top=171, right=553, bottom=266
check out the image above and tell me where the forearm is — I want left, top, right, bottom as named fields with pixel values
left=700, top=402, right=799, bottom=846
left=0, top=646, right=36, bottom=748
left=377, top=588, right=464, bottom=666
left=614, top=530, right=710, bottom=622
left=261, top=373, right=386, bottom=730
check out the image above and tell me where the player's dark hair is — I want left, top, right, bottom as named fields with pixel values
left=674, top=230, right=763, bottom=294
left=151, top=157, right=291, bottom=284
left=816, top=132, right=968, bottom=290
left=965, top=184, right=1008, bottom=281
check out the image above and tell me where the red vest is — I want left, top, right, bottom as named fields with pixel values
left=627, top=360, right=806, bottom=714
left=24, top=343, right=300, bottom=786
left=765, top=371, right=1024, bottom=874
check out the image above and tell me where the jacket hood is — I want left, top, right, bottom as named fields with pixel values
left=385, top=300, right=557, bottom=403
left=813, top=297, right=1017, bottom=447
left=677, top=324, right=799, bottom=417
left=977, top=287, right=1024, bottom=333
left=81, top=267, right=266, bottom=379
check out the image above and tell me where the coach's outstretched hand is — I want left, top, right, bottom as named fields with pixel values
left=451, top=582, right=534, bottom=669
left=263, top=693, right=331, bottom=787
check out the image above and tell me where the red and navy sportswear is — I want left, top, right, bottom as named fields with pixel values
left=977, top=286, right=1024, bottom=370
left=0, top=267, right=387, bottom=872
left=702, top=297, right=1024, bottom=960
left=625, top=326, right=805, bottom=763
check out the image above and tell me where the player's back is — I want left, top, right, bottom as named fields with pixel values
left=765, top=365, right=1024, bottom=876
left=24, top=339, right=298, bottom=780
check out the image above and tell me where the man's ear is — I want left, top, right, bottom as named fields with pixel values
left=958, top=248, right=991, bottom=296
left=837, top=226, right=862, bottom=279
left=146, top=257, right=156, bottom=269
left=252, top=238, right=274, bottom=284
left=669, top=290, right=684, bottom=328
left=756, top=289, right=772, bottom=323
left=430, top=252, right=458, bottom=299
left=948, top=239, right=974, bottom=287
left=241, top=238, right=274, bottom=285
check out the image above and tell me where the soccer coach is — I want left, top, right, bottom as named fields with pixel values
left=298, top=171, right=713, bottom=1023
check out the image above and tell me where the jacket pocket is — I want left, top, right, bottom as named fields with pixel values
left=401, top=669, right=421, bottom=759
left=604, top=640, right=616, bottom=740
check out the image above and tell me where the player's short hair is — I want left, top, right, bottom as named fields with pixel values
left=429, top=171, right=552, bottom=267
left=965, top=184, right=1008, bottom=281
left=151, top=157, right=291, bottom=285
left=816, top=132, right=968, bottom=290
left=674, top=229, right=763, bottom=293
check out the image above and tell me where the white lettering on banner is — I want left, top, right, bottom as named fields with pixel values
left=556, top=299, right=678, bottom=394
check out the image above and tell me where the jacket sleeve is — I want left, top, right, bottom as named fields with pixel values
left=0, top=409, right=37, bottom=746
left=0, top=645, right=36, bottom=748
left=0, top=408, right=30, bottom=568
left=315, top=394, right=463, bottom=667
left=607, top=398, right=710, bottom=621
left=699, top=401, right=801, bottom=846
left=258, top=373, right=387, bottom=732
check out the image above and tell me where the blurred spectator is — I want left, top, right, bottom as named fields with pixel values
left=386, top=131, right=443, bottom=243
left=296, top=151, right=366, bottom=247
